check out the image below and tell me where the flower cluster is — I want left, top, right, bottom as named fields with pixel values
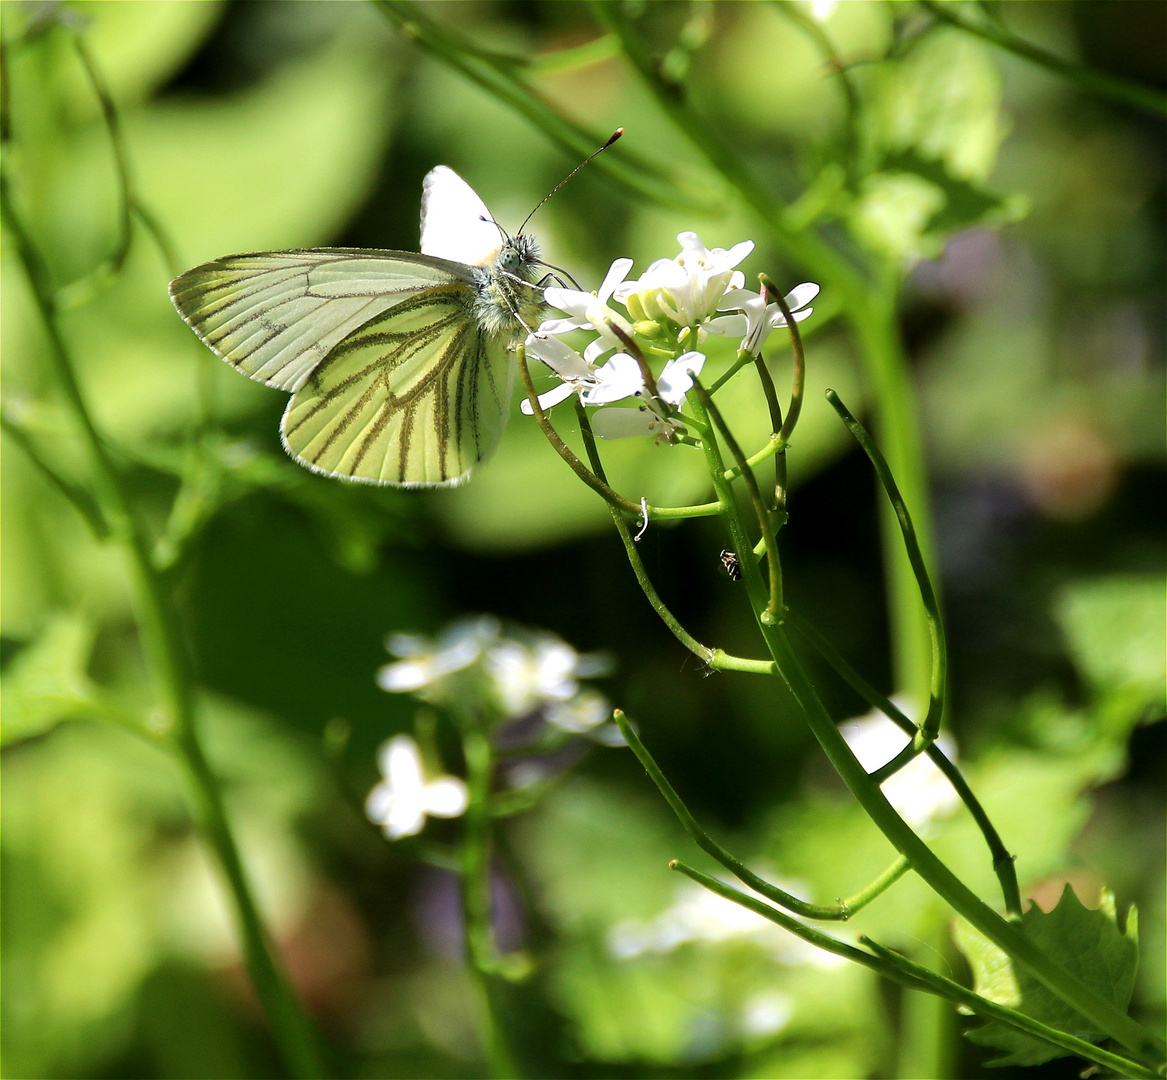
left=522, top=232, right=818, bottom=440
left=367, top=617, right=616, bottom=839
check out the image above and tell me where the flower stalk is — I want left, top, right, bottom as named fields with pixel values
left=0, top=168, right=328, bottom=1080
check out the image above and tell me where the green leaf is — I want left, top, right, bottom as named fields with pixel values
left=1055, top=575, right=1167, bottom=701
left=953, top=885, right=1139, bottom=1066
left=1, top=613, right=101, bottom=745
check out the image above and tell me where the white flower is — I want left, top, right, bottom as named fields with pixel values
left=839, top=702, right=959, bottom=834
left=376, top=616, right=498, bottom=694
left=520, top=337, right=644, bottom=414
left=366, top=735, right=468, bottom=839
left=590, top=351, right=706, bottom=440
left=614, top=232, right=753, bottom=328
left=544, top=688, right=610, bottom=733
left=711, top=282, right=819, bottom=356
left=540, top=257, right=636, bottom=362
left=484, top=635, right=610, bottom=719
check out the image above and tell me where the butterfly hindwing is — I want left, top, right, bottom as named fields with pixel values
left=280, top=284, right=514, bottom=487
left=168, top=249, right=474, bottom=392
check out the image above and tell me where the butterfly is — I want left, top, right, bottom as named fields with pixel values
left=169, top=166, right=546, bottom=487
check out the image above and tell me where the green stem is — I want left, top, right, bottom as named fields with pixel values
left=615, top=711, right=898, bottom=920
left=0, top=170, right=328, bottom=1080
left=374, top=0, right=712, bottom=213
left=460, top=728, right=519, bottom=1078
left=921, top=0, right=1167, bottom=118
left=592, top=0, right=936, bottom=704
left=575, top=403, right=713, bottom=663
left=0, top=411, right=109, bottom=539
left=757, top=619, right=1162, bottom=1062
left=826, top=388, right=946, bottom=739
left=516, top=348, right=641, bottom=515
left=671, top=863, right=1158, bottom=1079
left=784, top=605, right=1021, bottom=917
left=685, top=334, right=1154, bottom=1058
left=690, top=380, right=782, bottom=619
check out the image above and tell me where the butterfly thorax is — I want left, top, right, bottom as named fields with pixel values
left=472, top=234, right=545, bottom=340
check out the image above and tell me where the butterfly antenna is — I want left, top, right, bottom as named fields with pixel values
left=516, top=128, right=624, bottom=237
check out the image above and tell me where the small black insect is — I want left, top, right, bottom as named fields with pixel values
left=719, top=549, right=741, bottom=581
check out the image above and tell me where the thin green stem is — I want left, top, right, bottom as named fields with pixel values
left=575, top=403, right=713, bottom=663
left=516, top=347, right=640, bottom=516
left=762, top=275, right=807, bottom=447
left=592, top=0, right=936, bottom=704
left=525, top=32, right=619, bottom=75
left=0, top=168, right=328, bottom=1080
left=722, top=433, right=785, bottom=481
left=751, top=355, right=788, bottom=514
left=0, top=410, right=108, bottom=539
left=690, top=380, right=782, bottom=620
left=921, top=0, right=1167, bottom=118
left=683, top=394, right=770, bottom=617
left=709, top=650, right=774, bottom=675
left=671, top=863, right=1158, bottom=1079
left=374, top=0, right=713, bottom=213
left=770, top=0, right=862, bottom=179
left=826, top=388, right=946, bottom=740
left=784, top=605, right=1021, bottom=917
left=755, top=619, right=1162, bottom=1062
left=460, top=728, right=519, bottom=1078
left=615, top=712, right=855, bottom=920
left=860, top=936, right=1161, bottom=1080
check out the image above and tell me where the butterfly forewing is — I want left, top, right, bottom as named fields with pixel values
left=280, top=285, right=514, bottom=487
left=169, top=250, right=473, bottom=392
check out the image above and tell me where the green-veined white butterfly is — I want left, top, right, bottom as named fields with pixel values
left=169, top=166, right=546, bottom=487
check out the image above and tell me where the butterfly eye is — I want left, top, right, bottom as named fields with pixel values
left=498, top=246, right=521, bottom=273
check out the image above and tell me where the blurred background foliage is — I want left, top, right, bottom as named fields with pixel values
left=1, top=1, right=1163, bottom=1077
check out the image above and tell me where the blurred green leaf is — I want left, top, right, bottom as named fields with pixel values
left=72, top=0, right=226, bottom=106
left=1055, top=575, right=1167, bottom=702
left=1, top=612, right=100, bottom=745
left=953, top=886, right=1138, bottom=1066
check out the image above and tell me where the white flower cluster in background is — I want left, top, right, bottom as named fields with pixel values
left=522, top=232, right=818, bottom=440
left=367, top=617, right=618, bottom=839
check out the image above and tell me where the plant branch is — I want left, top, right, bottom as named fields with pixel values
left=921, top=0, right=1167, bottom=118
left=826, top=389, right=946, bottom=740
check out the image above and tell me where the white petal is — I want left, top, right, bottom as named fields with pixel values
left=590, top=406, right=659, bottom=439
left=534, top=316, right=587, bottom=335
left=704, top=313, right=748, bottom=337
left=365, top=782, right=394, bottom=823
left=722, top=240, right=754, bottom=269
left=598, top=258, right=634, bottom=302
left=521, top=381, right=578, bottom=414
left=384, top=800, right=426, bottom=839
left=657, top=351, right=706, bottom=404
left=385, top=735, right=425, bottom=792
left=583, top=337, right=615, bottom=364
left=543, top=287, right=594, bottom=317
left=585, top=353, right=644, bottom=404
left=718, top=287, right=758, bottom=310
left=422, top=777, right=469, bottom=818
left=783, top=282, right=820, bottom=310
left=376, top=659, right=430, bottom=692
left=526, top=333, right=591, bottom=378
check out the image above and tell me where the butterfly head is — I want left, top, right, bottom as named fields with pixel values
left=497, top=233, right=539, bottom=276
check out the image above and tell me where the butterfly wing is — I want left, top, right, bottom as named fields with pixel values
left=171, top=248, right=514, bottom=487
left=420, top=166, right=505, bottom=267
left=280, top=284, right=514, bottom=487
left=169, top=249, right=473, bottom=392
